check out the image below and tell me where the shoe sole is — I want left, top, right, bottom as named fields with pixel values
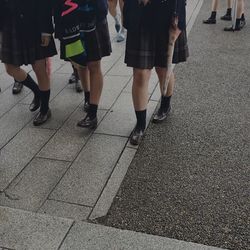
left=152, top=108, right=171, bottom=124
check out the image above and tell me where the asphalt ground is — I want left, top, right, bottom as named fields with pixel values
left=97, top=1, right=250, bottom=249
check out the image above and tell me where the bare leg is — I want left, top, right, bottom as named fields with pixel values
left=108, top=0, right=118, bottom=18
left=132, top=68, right=151, bottom=111
left=5, top=64, right=27, bottom=82
left=32, top=59, right=50, bottom=91
left=77, top=66, right=90, bottom=92
left=212, top=0, right=219, bottom=12
left=228, top=0, right=232, bottom=8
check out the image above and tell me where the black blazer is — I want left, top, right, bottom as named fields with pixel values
left=0, top=0, right=54, bottom=34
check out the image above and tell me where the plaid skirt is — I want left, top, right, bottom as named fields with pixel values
left=60, top=18, right=112, bottom=66
left=0, top=15, right=57, bottom=66
left=125, top=28, right=189, bottom=69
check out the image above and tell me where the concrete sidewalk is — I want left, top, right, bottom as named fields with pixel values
left=0, top=0, right=243, bottom=249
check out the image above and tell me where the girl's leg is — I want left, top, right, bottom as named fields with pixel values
left=77, top=60, right=103, bottom=128
left=153, top=67, right=174, bottom=123
left=77, top=66, right=91, bottom=111
left=116, top=0, right=125, bottom=42
left=5, top=63, right=40, bottom=111
left=221, top=0, right=232, bottom=20
left=108, top=0, right=121, bottom=33
left=32, top=59, right=51, bottom=126
left=203, top=0, right=219, bottom=24
left=130, top=68, right=151, bottom=145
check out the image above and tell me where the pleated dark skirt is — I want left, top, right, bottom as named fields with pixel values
left=0, top=15, right=57, bottom=66
left=125, top=28, right=189, bottom=69
left=60, top=18, right=112, bottom=66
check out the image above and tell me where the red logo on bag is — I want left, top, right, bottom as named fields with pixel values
left=62, top=0, right=78, bottom=16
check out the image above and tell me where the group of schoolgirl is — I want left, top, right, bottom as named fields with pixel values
left=0, top=0, right=188, bottom=145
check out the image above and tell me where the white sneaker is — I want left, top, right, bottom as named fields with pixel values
left=116, top=29, right=126, bottom=43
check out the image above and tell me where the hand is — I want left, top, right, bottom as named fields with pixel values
left=138, top=0, right=150, bottom=6
left=41, top=34, right=51, bottom=47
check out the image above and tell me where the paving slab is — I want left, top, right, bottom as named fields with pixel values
left=0, top=206, right=72, bottom=250
left=96, top=92, right=158, bottom=137
left=19, top=73, right=69, bottom=105
left=0, top=158, right=70, bottom=211
left=99, top=75, right=131, bottom=110
left=38, top=199, right=91, bottom=221
left=89, top=147, right=136, bottom=220
left=50, top=134, right=127, bottom=207
left=0, top=127, right=55, bottom=191
left=107, top=56, right=132, bottom=76
left=28, top=87, right=83, bottom=130
left=38, top=108, right=107, bottom=162
left=0, top=104, right=34, bottom=149
left=59, top=222, right=223, bottom=250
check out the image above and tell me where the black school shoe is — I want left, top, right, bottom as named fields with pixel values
left=240, top=19, right=246, bottom=29
left=12, top=80, right=23, bottom=94
left=153, top=106, right=171, bottom=124
left=221, top=14, right=232, bottom=21
left=29, top=96, right=40, bottom=112
left=224, top=25, right=241, bottom=31
left=203, top=18, right=216, bottom=24
left=83, top=101, right=90, bottom=112
left=130, top=128, right=144, bottom=146
left=68, top=72, right=78, bottom=84
left=33, top=109, right=51, bottom=126
left=77, top=114, right=97, bottom=129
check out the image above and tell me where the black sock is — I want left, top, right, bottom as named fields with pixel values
left=236, top=18, right=241, bottom=28
left=241, top=13, right=245, bottom=21
left=160, top=95, right=172, bottom=111
left=211, top=11, right=217, bottom=20
left=40, top=89, right=50, bottom=114
left=226, top=8, right=232, bottom=16
left=88, top=104, right=98, bottom=119
left=135, top=109, right=146, bottom=131
left=84, top=91, right=90, bottom=103
left=20, top=74, right=40, bottom=98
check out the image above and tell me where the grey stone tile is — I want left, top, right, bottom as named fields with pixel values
left=60, top=222, right=223, bottom=250
left=0, top=128, right=55, bottom=191
left=28, top=87, right=83, bottom=130
left=90, top=147, right=136, bottom=220
left=150, top=84, right=161, bottom=101
left=107, top=56, right=132, bottom=76
left=0, top=158, right=70, bottom=211
left=0, top=206, right=72, bottom=250
left=38, top=199, right=91, bottom=221
left=55, top=62, right=74, bottom=74
left=38, top=108, right=107, bottom=162
left=19, top=73, right=69, bottom=105
left=99, top=75, right=131, bottom=110
left=102, top=52, right=123, bottom=75
left=0, top=105, right=34, bottom=149
left=0, top=73, right=18, bottom=93
left=50, top=134, right=127, bottom=206
left=0, top=85, right=30, bottom=118
left=96, top=93, right=158, bottom=137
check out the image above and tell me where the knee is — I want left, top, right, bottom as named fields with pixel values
left=133, top=68, right=150, bottom=88
left=87, top=61, right=101, bottom=74
left=5, top=64, right=18, bottom=77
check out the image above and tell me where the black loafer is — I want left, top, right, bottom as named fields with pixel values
left=29, top=97, right=40, bottom=112
left=115, top=23, right=121, bottom=33
left=153, top=106, right=171, bottom=124
left=77, top=115, right=97, bottom=129
left=224, top=25, right=241, bottom=31
left=68, top=72, right=78, bottom=84
left=240, top=19, right=246, bottom=29
left=33, top=109, right=51, bottom=126
left=221, top=14, right=232, bottom=21
left=12, top=81, right=23, bottom=95
left=130, top=128, right=144, bottom=146
left=203, top=18, right=216, bottom=24
left=83, top=101, right=90, bottom=112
